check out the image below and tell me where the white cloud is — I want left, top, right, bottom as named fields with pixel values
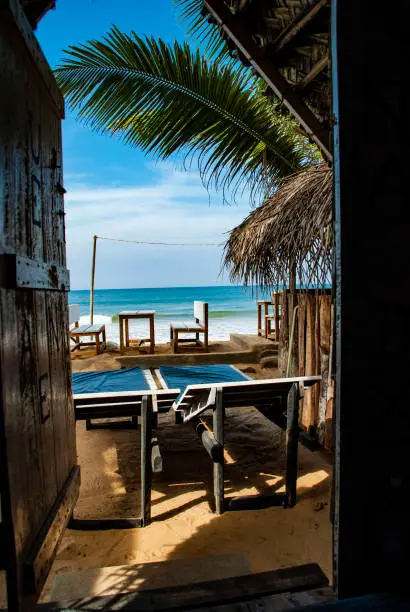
left=65, top=168, right=252, bottom=289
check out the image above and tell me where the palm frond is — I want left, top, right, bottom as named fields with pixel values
left=174, top=0, right=232, bottom=61
left=224, top=164, right=333, bottom=289
left=55, top=26, right=311, bottom=200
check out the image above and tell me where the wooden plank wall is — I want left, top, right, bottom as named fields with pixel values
left=279, top=291, right=334, bottom=450
left=0, top=6, right=77, bottom=608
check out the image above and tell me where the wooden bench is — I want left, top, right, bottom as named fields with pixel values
left=174, top=375, right=321, bottom=513
left=170, top=300, right=208, bottom=353
left=70, top=323, right=106, bottom=355
left=72, top=387, right=179, bottom=528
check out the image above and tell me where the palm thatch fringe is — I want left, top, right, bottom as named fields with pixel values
left=224, top=164, right=333, bottom=289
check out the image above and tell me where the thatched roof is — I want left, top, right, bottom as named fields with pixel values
left=224, top=163, right=333, bottom=289
left=204, top=0, right=331, bottom=160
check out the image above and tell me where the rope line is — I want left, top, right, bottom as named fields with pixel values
left=96, top=235, right=224, bottom=247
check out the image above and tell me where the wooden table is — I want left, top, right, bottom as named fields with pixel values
left=257, top=300, right=272, bottom=336
left=118, top=311, right=155, bottom=354
left=70, top=324, right=106, bottom=354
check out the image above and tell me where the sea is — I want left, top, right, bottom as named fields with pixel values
left=69, top=286, right=269, bottom=345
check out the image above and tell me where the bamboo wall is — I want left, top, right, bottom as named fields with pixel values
left=278, top=291, right=334, bottom=451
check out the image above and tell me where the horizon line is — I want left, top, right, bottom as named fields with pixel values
left=70, top=283, right=256, bottom=292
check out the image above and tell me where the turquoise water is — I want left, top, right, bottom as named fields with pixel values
left=69, top=286, right=266, bottom=319
left=69, top=286, right=269, bottom=343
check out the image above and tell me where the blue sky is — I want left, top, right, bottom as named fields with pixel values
left=36, top=0, right=252, bottom=290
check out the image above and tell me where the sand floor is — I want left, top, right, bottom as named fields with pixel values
left=42, top=351, right=333, bottom=602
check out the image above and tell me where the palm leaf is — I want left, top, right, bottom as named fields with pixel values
left=174, top=0, right=231, bottom=61
left=55, top=26, right=310, bottom=199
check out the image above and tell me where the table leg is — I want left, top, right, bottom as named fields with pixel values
left=264, top=302, right=270, bottom=338
left=213, top=388, right=224, bottom=514
left=257, top=304, right=261, bottom=336
left=149, top=315, right=155, bottom=354
left=274, top=293, right=280, bottom=341
left=119, top=317, right=124, bottom=353
left=125, top=319, right=129, bottom=347
left=141, top=395, right=153, bottom=526
left=285, top=383, right=299, bottom=508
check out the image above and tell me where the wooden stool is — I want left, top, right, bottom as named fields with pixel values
left=118, top=311, right=155, bottom=354
left=70, top=324, right=106, bottom=354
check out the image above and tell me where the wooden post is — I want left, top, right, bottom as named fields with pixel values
left=285, top=383, right=300, bottom=508
left=90, top=235, right=97, bottom=325
left=141, top=395, right=153, bottom=526
left=289, top=259, right=297, bottom=293
left=125, top=318, right=129, bottom=348
left=257, top=303, right=262, bottom=336
left=274, top=292, right=280, bottom=341
left=213, top=387, right=224, bottom=514
left=119, top=315, right=124, bottom=354
left=149, top=314, right=155, bottom=354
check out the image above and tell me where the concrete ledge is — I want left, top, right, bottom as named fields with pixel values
left=115, top=335, right=279, bottom=368
left=116, top=349, right=259, bottom=369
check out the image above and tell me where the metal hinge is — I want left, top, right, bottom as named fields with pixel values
left=0, top=253, right=70, bottom=291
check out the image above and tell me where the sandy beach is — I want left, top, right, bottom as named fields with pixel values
left=41, top=345, right=332, bottom=602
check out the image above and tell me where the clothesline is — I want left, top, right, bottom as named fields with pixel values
left=96, top=235, right=225, bottom=247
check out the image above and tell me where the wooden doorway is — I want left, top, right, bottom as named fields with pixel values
left=0, top=3, right=79, bottom=610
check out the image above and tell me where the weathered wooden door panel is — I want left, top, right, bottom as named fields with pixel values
left=0, top=2, right=78, bottom=610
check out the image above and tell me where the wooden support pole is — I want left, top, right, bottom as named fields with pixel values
left=299, top=54, right=329, bottom=89
left=125, top=318, right=129, bottom=347
left=90, top=235, right=97, bottom=325
left=274, top=292, right=280, bottom=341
left=257, top=303, right=262, bottom=336
left=141, top=395, right=153, bottom=526
left=285, top=383, right=300, bottom=508
left=213, top=387, right=224, bottom=514
left=273, top=0, right=329, bottom=52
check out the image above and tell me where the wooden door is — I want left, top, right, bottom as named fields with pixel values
left=0, top=2, right=79, bottom=610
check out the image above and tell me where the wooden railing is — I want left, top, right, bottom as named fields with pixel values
left=278, top=290, right=334, bottom=451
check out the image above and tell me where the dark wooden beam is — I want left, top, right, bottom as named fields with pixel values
left=273, top=0, right=329, bottom=52
left=204, top=0, right=332, bottom=161
left=68, top=518, right=143, bottom=530
left=285, top=383, right=300, bottom=508
left=299, top=54, right=329, bottom=89
left=213, top=388, right=224, bottom=515
left=140, top=395, right=153, bottom=527
left=36, top=564, right=328, bottom=611
left=21, top=0, right=55, bottom=28
left=332, top=0, right=410, bottom=599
